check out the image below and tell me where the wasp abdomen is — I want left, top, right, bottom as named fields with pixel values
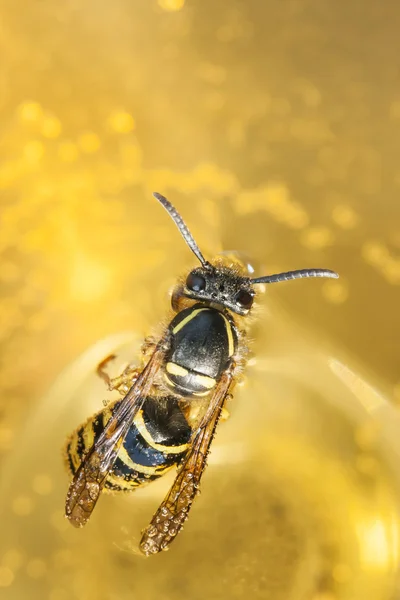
left=65, top=397, right=191, bottom=493
left=165, top=304, right=237, bottom=397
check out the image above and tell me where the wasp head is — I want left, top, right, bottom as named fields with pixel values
left=177, top=260, right=255, bottom=316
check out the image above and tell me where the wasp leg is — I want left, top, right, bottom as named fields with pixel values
left=141, top=335, right=158, bottom=356
left=108, top=365, right=142, bottom=396
left=97, top=355, right=141, bottom=395
left=97, top=354, right=117, bottom=387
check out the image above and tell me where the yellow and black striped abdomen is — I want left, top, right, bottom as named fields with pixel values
left=65, top=396, right=191, bottom=493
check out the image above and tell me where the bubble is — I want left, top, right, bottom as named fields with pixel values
left=32, top=474, right=53, bottom=495
left=69, top=255, right=112, bottom=302
left=26, top=558, right=47, bottom=579
left=158, top=0, right=185, bottom=11
left=107, top=110, right=135, bottom=133
left=23, top=140, right=44, bottom=163
left=301, top=227, right=334, bottom=250
left=18, top=101, right=43, bottom=122
left=41, top=116, right=62, bottom=139
left=12, top=495, right=34, bottom=516
left=331, top=205, right=359, bottom=229
left=362, top=241, right=389, bottom=266
left=322, top=280, right=349, bottom=304
left=78, top=131, right=101, bottom=153
left=382, top=259, right=400, bottom=285
left=0, top=566, right=14, bottom=587
left=285, top=209, right=309, bottom=230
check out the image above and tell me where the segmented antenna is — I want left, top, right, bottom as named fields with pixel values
left=153, top=192, right=208, bottom=267
left=251, top=269, right=339, bottom=284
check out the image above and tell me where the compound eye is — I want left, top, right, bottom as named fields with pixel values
left=186, top=272, right=206, bottom=292
left=235, top=289, right=254, bottom=310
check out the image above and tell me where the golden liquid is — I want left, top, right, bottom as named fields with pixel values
left=1, top=1, right=400, bottom=598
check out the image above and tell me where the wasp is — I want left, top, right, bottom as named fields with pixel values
left=64, top=192, right=338, bottom=555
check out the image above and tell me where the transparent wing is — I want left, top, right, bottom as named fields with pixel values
left=65, top=336, right=169, bottom=527
left=139, top=367, right=234, bottom=555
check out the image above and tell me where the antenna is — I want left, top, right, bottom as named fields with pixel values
left=153, top=192, right=209, bottom=268
left=251, top=269, right=339, bottom=284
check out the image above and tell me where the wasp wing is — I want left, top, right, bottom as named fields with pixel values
left=139, top=368, right=234, bottom=555
left=65, top=337, right=169, bottom=528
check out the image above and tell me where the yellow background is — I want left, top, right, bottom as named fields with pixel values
left=0, top=1, right=400, bottom=599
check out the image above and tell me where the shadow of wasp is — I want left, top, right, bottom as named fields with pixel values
left=64, top=192, right=338, bottom=555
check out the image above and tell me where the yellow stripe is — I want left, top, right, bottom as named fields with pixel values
left=68, top=431, right=81, bottom=471
left=166, top=362, right=189, bottom=377
left=193, top=373, right=216, bottom=390
left=133, top=410, right=190, bottom=455
left=106, top=473, right=140, bottom=491
left=193, top=389, right=212, bottom=397
left=106, top=463, right=173, bottom=492
left=168, top=363, right=215, bottom=390
left=164, top=374, right=178, bottom=389
left=165, top=370, right=214, bottom=396
left=221, top=313, right=235, bottom=357
left=117, top=445, right=168, bottom=475
left=172, top=307, right=208, bottom=335
left=82, top=420, right=95, bottom=451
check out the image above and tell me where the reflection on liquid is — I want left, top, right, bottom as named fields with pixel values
left=0, top=313, right=399, bottom=600
left=329, top=360, right=387, bottom=415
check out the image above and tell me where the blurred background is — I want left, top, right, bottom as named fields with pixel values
left=1, top=1, right=400, bottom=599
